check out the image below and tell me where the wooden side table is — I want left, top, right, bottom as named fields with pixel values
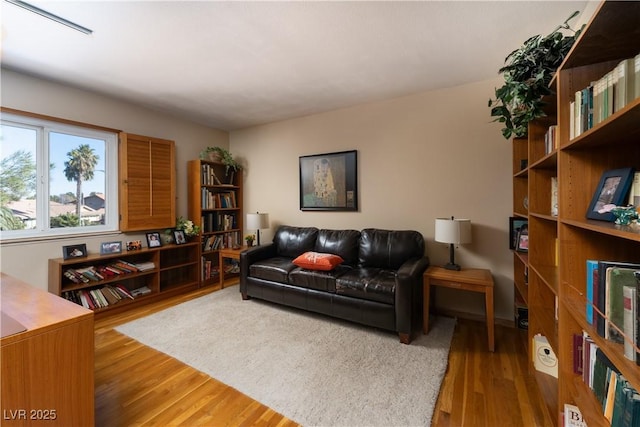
left=423, top=266, right=495, bottom=352
left=218, top=246, right=248, bottom=288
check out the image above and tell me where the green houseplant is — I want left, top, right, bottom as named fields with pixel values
left=199, top=146, right=242, bottom=174
left=488, top=11, right=583, bottom=139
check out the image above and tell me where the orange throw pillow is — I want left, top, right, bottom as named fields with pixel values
left=292, top=252, right=344, bottom=271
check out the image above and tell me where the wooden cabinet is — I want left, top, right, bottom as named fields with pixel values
left=188, top=159, right=243, bottom=288
left=1, top=273, right=94, bottom=426
left=48, top=242, right=199, bottom=318
left=119, top=133, right=176, bottom=231
left=513, top=1, right=640, bottom=424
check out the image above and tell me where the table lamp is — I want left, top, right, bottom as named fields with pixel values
left=435, top=216, right=472, bottom=271
left=246, top=212, right=270, bottom=246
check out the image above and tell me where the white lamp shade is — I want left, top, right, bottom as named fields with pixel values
left=435, top=218, right=472, bottom=244
left=246, top=213, right=269, bottom=230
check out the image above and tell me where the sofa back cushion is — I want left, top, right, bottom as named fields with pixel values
left=359, top=228, right=425, bottom=269
left=315, top=229, right=361, bottom=266
left=273, top=226, right=319, bottom=258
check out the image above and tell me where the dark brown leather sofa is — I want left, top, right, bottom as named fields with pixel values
left=239, top=225, right=429, bottom=343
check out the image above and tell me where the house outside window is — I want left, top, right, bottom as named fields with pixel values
left=0, top=112, right=118, bottom=240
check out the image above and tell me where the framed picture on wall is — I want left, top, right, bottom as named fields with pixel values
left=299, top=150, right=358, bottom=211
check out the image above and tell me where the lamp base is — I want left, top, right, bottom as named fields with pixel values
left=443, top=262, right=461, bottom=271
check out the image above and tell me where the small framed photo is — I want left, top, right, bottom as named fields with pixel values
left=299, top=150, right=358, bottom=211
left=509, top=217, right=528, bottom=250
left=63, top=243, right=87, bottom=260
left=100, top=241, right=122, bottom=255
left=126, top=240, right=142, bottom=251
left=586, top=167, right=635, bottom=221
left=516, top=225, right=529, bottom=252
left=173, top=230, right=187, bottom=245
left=146, top=232, right=162, bottom=248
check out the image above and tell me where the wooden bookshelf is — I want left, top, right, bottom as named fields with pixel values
left=188, top=159, right=244, bottom=288
left=48, top=242, right=199, bottom=318
left=512, top=1, right=640, bottom=424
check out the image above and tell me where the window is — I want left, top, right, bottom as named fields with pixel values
left=0, top=112, right=118, bottom=239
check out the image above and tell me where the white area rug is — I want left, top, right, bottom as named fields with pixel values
left=116, top=286, right=455, bottom=427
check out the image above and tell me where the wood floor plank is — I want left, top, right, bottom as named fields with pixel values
left=95, top=285, right=552, bottom=426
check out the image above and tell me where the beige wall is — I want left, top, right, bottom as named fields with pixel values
left=0, top=69, right=228, bottom=288
left=231, top=77, right=515, bottom=321
left=1, top=69, right=516, bottom=323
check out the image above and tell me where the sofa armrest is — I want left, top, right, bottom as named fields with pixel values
left=395, top=256, right=430, bottom=337
left=240, top=244, right=278, bottom=294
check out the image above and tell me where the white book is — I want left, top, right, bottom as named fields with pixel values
left=532, top=334, right=558, bottom=378
left=623, top=285, right=636, bottom=361
left=563, top=403, right=586, bottom=427
left=615, top=58, right=635, bottom=112
left=574, top=90, right=582, bottom=137
left=569, top=101, right=575, bottom=140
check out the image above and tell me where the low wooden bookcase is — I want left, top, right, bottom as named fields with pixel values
left=48, top=242, right=199, bottom=318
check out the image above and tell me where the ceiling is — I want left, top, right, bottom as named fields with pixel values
left=1, top=1, right=590, bottom=131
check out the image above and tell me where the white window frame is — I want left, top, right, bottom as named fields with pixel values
left=1, top=112, right=119, bottom=241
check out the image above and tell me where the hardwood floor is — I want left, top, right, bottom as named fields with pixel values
left=95, top=285, right=553, bottom=426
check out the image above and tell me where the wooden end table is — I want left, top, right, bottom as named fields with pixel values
left=218, top=246, right=248, bottom=288
left=423, top=266, right=495, bottom=352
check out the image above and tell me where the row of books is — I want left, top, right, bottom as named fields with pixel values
left=570, top=53, right=640, bottom=139
left=200, top=212, right=237, bottom=233
left=62, top=284, right=138, bottom=310
left=201, top=231, right=240, bottom=252
left=63, top=260, right=156, bottom=284
left=201, top=259, right=219, bottom=281
left=585, top=260, right=640, bottom=364
left=200, top=163, right=235, bottom=186
left=572, top=332, right=640, bottom=426
left=200, top=188, right=237, bottom=209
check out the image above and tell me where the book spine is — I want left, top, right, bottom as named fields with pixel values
left=624, top=285, right=637, bottom=361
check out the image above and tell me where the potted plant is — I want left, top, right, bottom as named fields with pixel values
left=245, top=234, right=255, bottom=247
left=488, top=11, right=583, bottom=139
left=199, top=146, right=242, bottom=174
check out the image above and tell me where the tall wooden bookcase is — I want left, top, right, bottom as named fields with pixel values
left=188, top=159, right=243, bottom=287
left=512, top=1, right=640, bottom=424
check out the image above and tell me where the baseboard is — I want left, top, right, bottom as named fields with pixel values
left=433, top=307, right=515, bottom=329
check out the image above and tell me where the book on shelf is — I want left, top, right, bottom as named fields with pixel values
left=551, top=176, right=558, bottom=217
left=532, top=334, right=557, bottom=378
left=605, top=267, right=639, bottom=344
left=623, top=285, right=638, bottom=362
left=591, top=261, right=640, bottom=339
left=628, top=172, right=640, bottom=211
left=563, top=403, right=586, bottom=427
left=586, top=260, right=598, bottom=325
left=130, top=286, right=152, bottom=297
left=571, top=53, right=640, bottom=140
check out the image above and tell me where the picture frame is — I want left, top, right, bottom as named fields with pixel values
left=126, top=240, right=142, bottom=251
left=100, top=241, right=122, bottom=255
left=299, top=150, right=358, bottom=211
left=62, top=243, right=87, bottom=260
left=516, top=224, right=529, bottom=252
left=146, top=232, right=162, bottom=248
left=173, top=229, right=187, bottom=245
left=509, top=217, right=528, bottom=250
left=586, top=167, right=635, bottom=222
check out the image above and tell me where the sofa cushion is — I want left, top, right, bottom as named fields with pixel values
left=288, top=265, right=351, bottom=292
left=249, top=257, right=298, bottom=283
left=315, top=229, right=360, bottom=266
left=335, top=267, right=396, bottom=305
left=292, top=251, right=344, bottom=271
left=274, top=226, right=319, bottom=258
left=359, top=229, right=425, bottom=270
